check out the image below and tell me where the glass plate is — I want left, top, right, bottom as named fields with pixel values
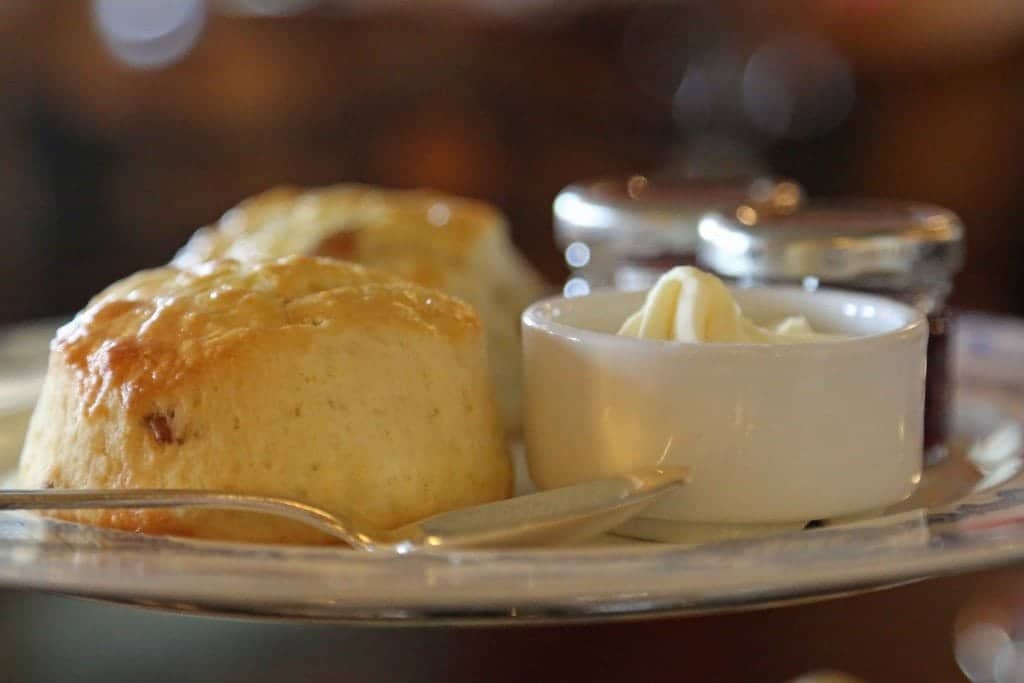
left=0, top=314, right=1022, bottom=625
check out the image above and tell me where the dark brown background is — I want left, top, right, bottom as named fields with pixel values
left=1, top=2, right=1023, bottom=323
left=2, top=567, right=1021, bottom=682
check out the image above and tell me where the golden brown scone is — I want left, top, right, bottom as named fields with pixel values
left=17, top=256, right=512, bottom=544
left=173, top=185, right=548, bottom=433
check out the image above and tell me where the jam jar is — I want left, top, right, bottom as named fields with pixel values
left=697, top=200, right=965, bottom=464
left=553, top=175, right=803, bottom=295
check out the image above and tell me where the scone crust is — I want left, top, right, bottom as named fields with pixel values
left=19, top=257, right=511, bottom=544
left=173, top=184, right=549, bottom=432
left=173, top=185, right=499, bottom=279
left=56, top=256, right=479, bottom=414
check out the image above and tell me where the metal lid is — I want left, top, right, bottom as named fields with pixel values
left=553, top=175, right=804, bottom=254
left=697, top=199, right=964, bottom=286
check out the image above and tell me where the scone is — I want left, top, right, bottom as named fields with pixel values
left=173, top=184, right=548, bottom=433
left=18, top=256, right=512, bottom=544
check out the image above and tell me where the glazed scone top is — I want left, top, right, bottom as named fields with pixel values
left=55, top=256, right=482, bottom=415
left=173, top=185, right=504, bottom=288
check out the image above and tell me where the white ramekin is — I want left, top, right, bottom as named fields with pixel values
left=522, top=286, right=927, bottom=524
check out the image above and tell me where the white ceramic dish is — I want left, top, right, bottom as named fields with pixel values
left=523, top=286, right=927, bottom=525
left=0, top=314, right=1021, bottom=625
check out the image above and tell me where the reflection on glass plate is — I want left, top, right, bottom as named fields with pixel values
left=0, top=315, right=1022, bottom=624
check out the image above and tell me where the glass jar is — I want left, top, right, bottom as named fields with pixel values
left=697, top=200, right=965, bottom=464
left=553, top=175, right=803, bottom=296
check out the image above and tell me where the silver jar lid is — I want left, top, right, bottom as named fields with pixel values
left=697, top=199, right=964, bottom=286
left=553, top=175, right=804, bottom=254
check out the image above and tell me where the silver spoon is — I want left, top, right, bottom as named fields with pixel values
left=0, top=466, right=689, bottom=552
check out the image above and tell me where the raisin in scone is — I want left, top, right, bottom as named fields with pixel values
left=18, top=256, right=512, bottom=544
left=173, top=185, right=548, bottom=433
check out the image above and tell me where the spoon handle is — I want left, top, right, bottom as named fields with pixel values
left=0, top=489, right=378, bottom=549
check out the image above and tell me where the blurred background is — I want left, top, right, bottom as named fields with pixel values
left=1, top=0, right=1024, bottom=324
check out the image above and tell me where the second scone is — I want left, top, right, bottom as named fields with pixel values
left=18, top=256, right=512, bottom=544
left=172, top=184, right=549, bottom=433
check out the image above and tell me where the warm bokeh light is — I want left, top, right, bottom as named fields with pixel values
left=92, top=0, right=206, bottom=69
